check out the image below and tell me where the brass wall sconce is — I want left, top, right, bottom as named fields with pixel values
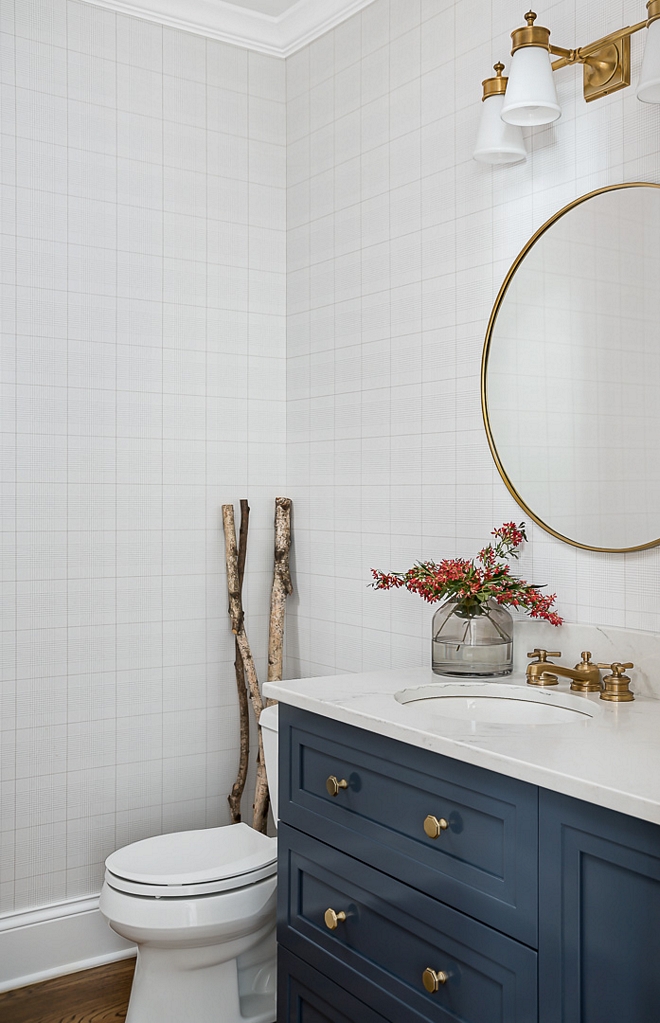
left=474, top=2, right=660, bottom=164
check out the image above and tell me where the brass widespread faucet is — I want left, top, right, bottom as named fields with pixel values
left=526, top=649, right=602, bottom=691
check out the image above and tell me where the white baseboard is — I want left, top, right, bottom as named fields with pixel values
left=0, top=896, right=136, bottom=993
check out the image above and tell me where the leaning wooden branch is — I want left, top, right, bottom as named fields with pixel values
left=227, top=500, right=250, bottom=824
left=222, top=503, right=269, bottom=832
left=252, top=727, right=270, bottom=834
left=253, top=497, right=293, bottom=833
left=267, top=497, right=293, bottom=687
left=222, top=498, right=294, bottom=834
left=222, top=504, right=264, bottom=721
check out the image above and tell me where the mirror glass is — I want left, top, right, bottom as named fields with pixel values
left=483, top=183, right=660, bottom=552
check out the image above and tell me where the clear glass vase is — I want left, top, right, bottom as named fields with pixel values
left=431, top=598, right=513, bottom=677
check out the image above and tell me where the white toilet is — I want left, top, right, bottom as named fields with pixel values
left=100, top=705, right=280, bottom=1023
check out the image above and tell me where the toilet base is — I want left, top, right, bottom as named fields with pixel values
left=124, top=927, right=276, bottom=1023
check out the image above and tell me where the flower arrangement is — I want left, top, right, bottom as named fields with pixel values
left=371, top=522, right=562, bottom=626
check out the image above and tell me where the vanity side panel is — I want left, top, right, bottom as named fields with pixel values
left=279, top=705, right=538, bottom=946
left=539, top=788, right=660, bottom=1023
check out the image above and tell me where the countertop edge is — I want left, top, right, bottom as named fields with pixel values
left=264, top=679, right=660, bottom=828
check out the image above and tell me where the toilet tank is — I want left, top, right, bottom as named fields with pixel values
left=260, top=704, right=279, bottom=823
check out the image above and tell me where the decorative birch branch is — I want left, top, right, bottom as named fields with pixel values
left=251, top=727, right=270, bottom=834
left=253, top=497, right=293, bottom=832
left=222, top=498, right=294, bottom=835
left=222, top=504, right=264, bottom=720
left=227, top=499, right=250, bottom=825
left=267, top=497, right=293, bottom=688
left=221, top=503, right=269, bottom=832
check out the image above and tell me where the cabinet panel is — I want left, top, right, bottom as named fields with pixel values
left=278, top=948, right=391, bottom=1023
left=280, top=706, right=538, bottom=945
left=539, top=789, right=660, bottom=1023
left=279, top=824, right=538, bottom=1023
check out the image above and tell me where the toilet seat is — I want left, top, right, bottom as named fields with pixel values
left=105, top=822, right=277, bottom=898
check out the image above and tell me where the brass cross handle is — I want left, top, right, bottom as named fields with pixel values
left=324, top=908, right=347, bottom=930
left=595, top=661, right=634, bottom=674
left=424, top=814, right=449, bottom=839
left=527, top=648, right=561, bottom=661
left=326, top=775, right=349, bottom=797
left=595, top=662, right=635, bottom=702
left=422, top=967, right=449, bottom=992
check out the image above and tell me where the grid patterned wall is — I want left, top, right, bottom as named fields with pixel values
left=0, top=0, right=286, bottom=913
left=284, top=0, right=660, bottom=680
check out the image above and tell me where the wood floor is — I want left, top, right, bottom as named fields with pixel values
left=0, top=958, right=136, bottom=1023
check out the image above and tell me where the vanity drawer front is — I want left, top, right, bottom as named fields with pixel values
left=280, top=706, right=538, bottom=945
left=278, top=947, right=391, bottom=1023
left=278, top=824, right=538, bottom=1023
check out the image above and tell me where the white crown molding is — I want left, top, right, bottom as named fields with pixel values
left=80, top=0, right=376, bottom=56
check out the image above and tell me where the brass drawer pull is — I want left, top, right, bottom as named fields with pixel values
left=422, top=967, right=448, bottom=993
left=326, top=775, right=349, bottom=797
left=424, top=814, right=449, bottom=839
left=324, top=908, right=347, bottom=930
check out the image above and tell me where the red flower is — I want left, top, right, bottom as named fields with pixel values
left=371, top=521, right=562, bottom=626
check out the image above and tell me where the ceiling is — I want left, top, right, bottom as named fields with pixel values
left=82, top=0, right=375, bottom=56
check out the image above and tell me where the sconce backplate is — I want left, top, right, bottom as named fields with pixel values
left=583, top=34, right=630, bottom=102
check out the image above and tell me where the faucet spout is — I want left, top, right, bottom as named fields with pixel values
left=526, top=649, right=602, bottom=691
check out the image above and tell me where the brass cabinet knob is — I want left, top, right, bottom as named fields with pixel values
left=422, top=967, right=448, bottom=992
left=326, top=775, right=349, bottom=797
left=324, top=908, right=347, bottom=930
left=423, top=814, right=449, bottom=839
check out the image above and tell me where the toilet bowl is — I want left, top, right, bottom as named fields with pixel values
left=100, top=705, right=279, bottom=1023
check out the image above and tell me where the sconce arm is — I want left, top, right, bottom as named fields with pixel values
left=549, top=45, right=576, bottom=68
left=550, top=19, right=648, bottom=71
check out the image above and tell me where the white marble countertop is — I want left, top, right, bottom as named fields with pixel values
left=263, top=665, right=660, bottom=826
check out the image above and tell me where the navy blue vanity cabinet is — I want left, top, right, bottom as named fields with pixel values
left=278, top=704, right=660, bottom=1023
left=539, top=789, right=660, bottom=1023
left=278, top=706, right=539, bottom=1023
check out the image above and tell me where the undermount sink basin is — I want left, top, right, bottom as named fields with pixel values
left=394, top=682, right=598, bottom=725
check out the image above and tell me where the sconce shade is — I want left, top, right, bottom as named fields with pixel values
left=501, top=45, right=562, bottom=125
left=637, top=15, right=660, bottom=103
left=474, top=93, right=527, bottom=164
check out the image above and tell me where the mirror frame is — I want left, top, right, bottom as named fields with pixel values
left=481, top=181, right=660, bottom=554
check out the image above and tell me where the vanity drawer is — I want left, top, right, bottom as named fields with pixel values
left=280, top=706, right=538, bottom=945
left=278, top=947, right=391, bottom=1023
left=278, top=824, right=537, bottom=1023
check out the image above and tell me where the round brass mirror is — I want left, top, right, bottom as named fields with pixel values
left=482, top=182, right=660, bottom=553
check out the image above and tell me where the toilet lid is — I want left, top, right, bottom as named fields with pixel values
left=105, top=823, right=277, bottom=889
